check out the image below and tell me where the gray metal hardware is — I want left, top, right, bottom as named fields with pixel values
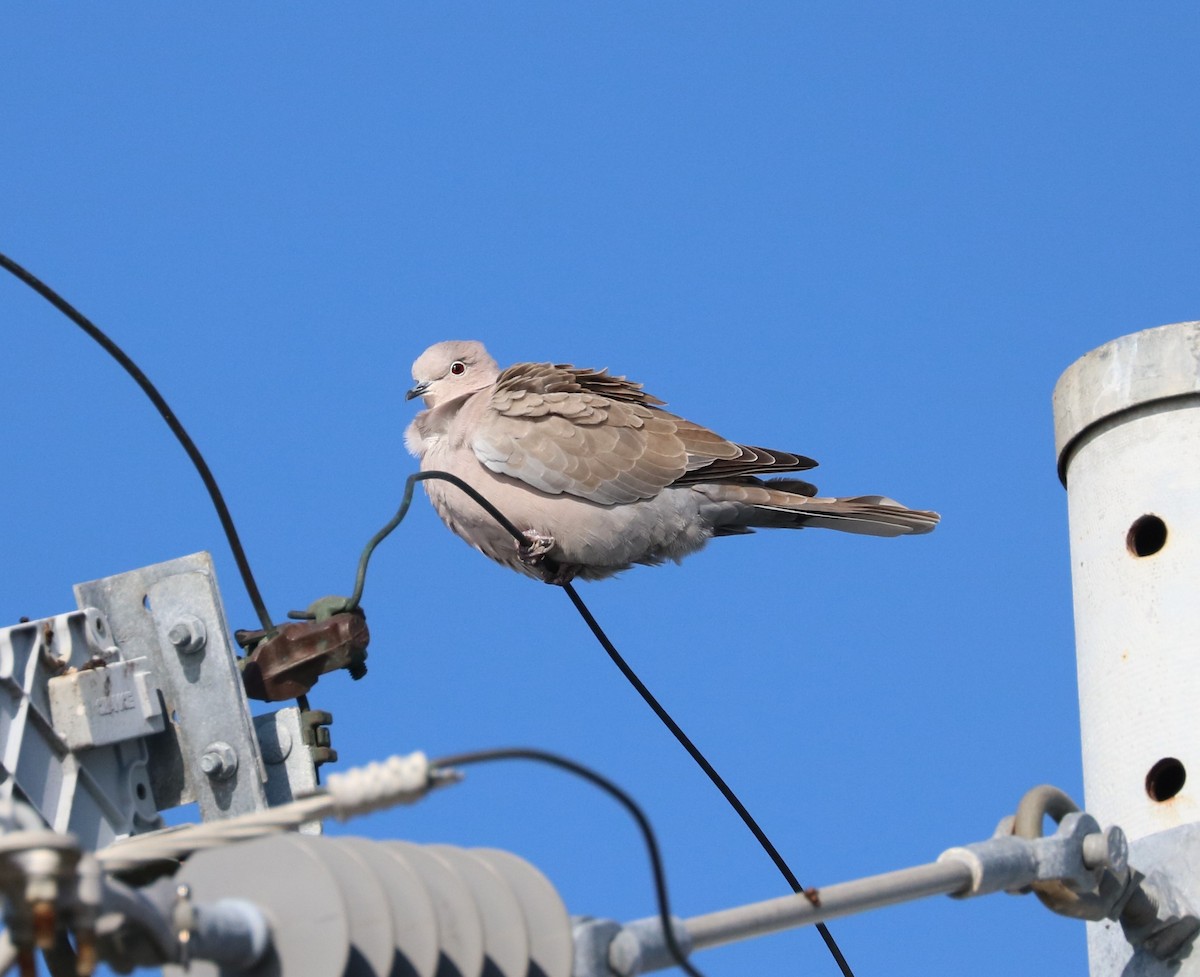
left=167, top=616, right=207, bottom=655
left=573, top=799, right=1199, bottom=976
left=0, top=610, right=161, bottom=848
left=255, top=707, right=321, bottom=833
left=198, top=742, right=238, bottom=781
left=48, top=656, right=165, bottom=750
left=75, top=552, right=271, bottom=820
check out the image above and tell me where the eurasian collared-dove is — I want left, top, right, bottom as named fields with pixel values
left=405, top=341, right=938, bottom=583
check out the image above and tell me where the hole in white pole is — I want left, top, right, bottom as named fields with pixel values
left=1146, top=757, right=1186, bottom=802
left=1127, top=515, right=1168, bottom=557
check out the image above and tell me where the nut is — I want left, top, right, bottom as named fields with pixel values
left=168, top=616, right=207, bottom=655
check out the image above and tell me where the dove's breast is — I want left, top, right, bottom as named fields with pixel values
left=415, top=432, right=715, bottom=580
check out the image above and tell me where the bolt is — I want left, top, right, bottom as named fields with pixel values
left=1082, top=825, right=1128, bottom=873
left=199, top=742, right=238, bottom=780
left=254, top=715, right=292, bottom=764
left=174, top=883, right=194, bottom=968
left=75, top=930, right=97, bottom=977
left=168, top=616, right=207, bottom=654
left=31, top=901, right=55, bottom=950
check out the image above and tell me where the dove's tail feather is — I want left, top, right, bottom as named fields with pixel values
left=710, top=478, right=940, bottom=538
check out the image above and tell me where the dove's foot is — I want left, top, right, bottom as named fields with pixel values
left=517, top=531, right=556, bottom=564
left=540, top=562, right=580, bottom=586
left=517, top=532, right=579, bottom=585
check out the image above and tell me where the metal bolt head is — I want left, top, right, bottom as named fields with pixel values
left=199, top=742, right=238, bottom=780
left=168, top=616, right=207, bottom=654
left=253, top=714, right=292, bottom=764
left=1082, top=825, right=1129, bottom=874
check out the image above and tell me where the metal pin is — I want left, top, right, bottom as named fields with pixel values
left=74, top=931, right=97, bottom=977
left=31, top=901, right=55, bottom=950
left=174, top=883, right=194, bottom=969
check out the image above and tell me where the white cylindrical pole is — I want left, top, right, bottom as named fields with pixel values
left=1054, top=320, right=1200, bottom=975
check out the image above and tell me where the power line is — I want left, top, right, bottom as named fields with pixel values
left=0, top=251, right=275, bottom=633
left=560, top=582, right=855, bottom=976
left=431, top=747, right=705, bottom=977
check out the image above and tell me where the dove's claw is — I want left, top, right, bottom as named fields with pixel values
left=517, top=532, right=579, bottom=585
left=517, top=531, right=556, bottom=565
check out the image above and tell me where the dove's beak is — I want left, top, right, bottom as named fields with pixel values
left=405, top=381, right=430, bottom=402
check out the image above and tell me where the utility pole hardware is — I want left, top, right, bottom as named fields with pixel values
left=0, top=322, right=1197, bottom=974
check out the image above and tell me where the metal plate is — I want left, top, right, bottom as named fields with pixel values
left=290, top=836, right=395, bottom=977
left=430, top=845, right=529, bottom=977
left=76, top=552, right=269, bottom=820
left=472, top=848, right=572, bottom=977
left=256, top=708, right=320, bottom=822
left=386, top=842, right=484, bottom=977
left=167, top=833, right=350, bottom=977
left=336, top=837, right=440, bottom=977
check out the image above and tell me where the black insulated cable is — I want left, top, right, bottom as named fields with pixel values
left=431, top=747, right=705, bottom=977
left=0, top=251, right=276, bottom=633
left=560, top=582, right=856, bottom=977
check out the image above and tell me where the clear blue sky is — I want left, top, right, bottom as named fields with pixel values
left=3, top=5, right=1198, bottom=975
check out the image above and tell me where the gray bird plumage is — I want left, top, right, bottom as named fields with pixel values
left=405, top=340, right=938, bottom=582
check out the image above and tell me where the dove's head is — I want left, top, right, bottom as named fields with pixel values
left=406, top=340, right=500, bottom=407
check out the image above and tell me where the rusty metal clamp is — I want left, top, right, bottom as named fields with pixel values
left=236, top=600, right=369, bottom=703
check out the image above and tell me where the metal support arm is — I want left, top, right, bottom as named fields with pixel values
left=574, top=790, right=1200, bottom=977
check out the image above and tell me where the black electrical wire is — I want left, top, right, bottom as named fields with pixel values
left=342, top=470, right=524, bottom=612
left=432, top=747, right=705, bottom=977
left=361, top=471, right=855, bottom=977
left=287, top=470, right=524, bottom=619
left=560, top=583, right=855, bottom=976
left=0, top=251, right=275, bottom=633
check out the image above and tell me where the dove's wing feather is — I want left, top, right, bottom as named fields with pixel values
left=471, top=361, right=819, bottom=505
left=472, top=374, right=685, bottom=504
left=673, top=419, right=818, bottom=482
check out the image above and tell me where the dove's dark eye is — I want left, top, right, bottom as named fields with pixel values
left=450, top=361, right=466, bottom=376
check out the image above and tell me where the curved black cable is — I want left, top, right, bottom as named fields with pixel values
left=376, top=470, right=855, bottom=977
left=431, top=747, right=705, bottom=977
left=561, top=583, right=854, bottom=976
left=0, top=251, right=275, bottom=632
left=347, top=471, right=523, bottom=611
left=286, top=470, right=525, bottom=620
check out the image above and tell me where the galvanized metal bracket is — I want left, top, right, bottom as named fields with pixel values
left=74, top=553, right=269, bottom=822
left=254, top=707, right=321, bottom=834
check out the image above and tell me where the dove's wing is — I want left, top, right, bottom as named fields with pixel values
left=466, top=361, right=817, bottom=505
